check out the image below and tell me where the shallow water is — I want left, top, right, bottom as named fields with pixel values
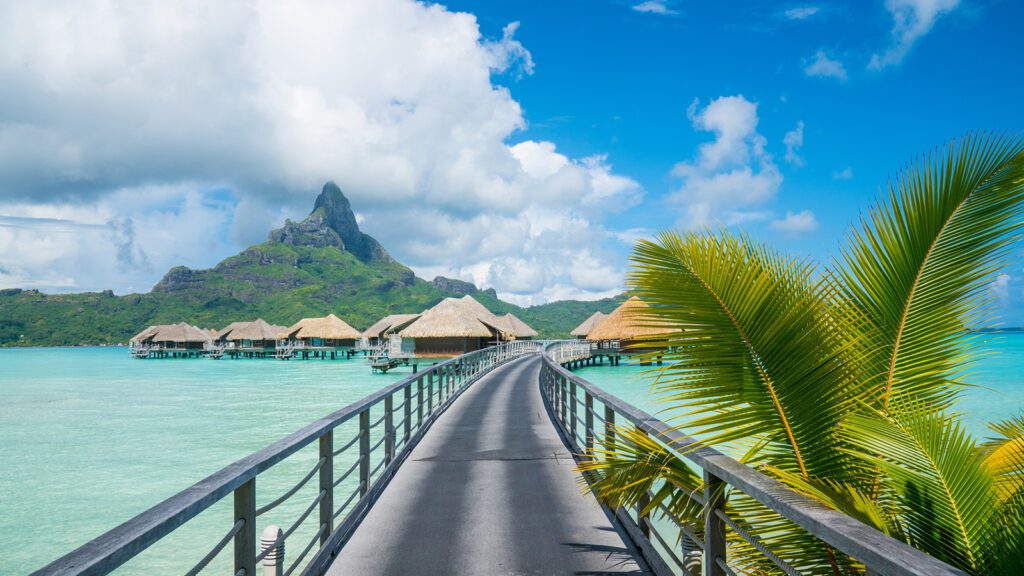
left=0, top=347, right=414, bottom=574
left=573, top=332, right=1024, bottom=439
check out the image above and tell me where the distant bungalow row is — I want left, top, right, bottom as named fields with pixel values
left=129, top=295, right=657, bottom=370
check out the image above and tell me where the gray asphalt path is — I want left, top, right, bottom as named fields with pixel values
left=326, top=355, right=650, bottom=576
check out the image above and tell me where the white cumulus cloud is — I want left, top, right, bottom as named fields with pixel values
left=804, top=50, right=848, bottom=81
left=668, top=96, right=783, bottom=229
left=0, top=0, right=641, bottom=303
left=990, top=273, right=1012, bottom=302
left=783, top=121, right=805, bottom=166
left=771, top=210, right=819, bottom=235
left=870, top=0, right=960, bottom=70
left=833, top=166, right=854, bottom=180
left=784, top=6, right=821, bottom=20
left=632, top=1, right=679, bottom=16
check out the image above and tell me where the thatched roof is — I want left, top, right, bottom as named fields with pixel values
left=362, top=314, right=421, bottom=339
left=498, top=313, right=538, bottom=338
left=131, top=325, right=158, bottom=344
left=280, top=314, right=361, bottom=340
left=586, top=297, right=671, bottom=341
left=217, top=318, right=289, bottom=341
left=399, top=296, right=503, bottom=338
left=570, top=311, right=607, bottom=337
left=132, top=323, right=213, bottom=344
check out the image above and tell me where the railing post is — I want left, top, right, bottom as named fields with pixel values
left=704, top=471, right=726, bottom=576
left=446, top=364, right=452, bottom=397
left=585, top=392, right=594, bottom=456
left=319, top=431, right=333, bottom=545
left=417, top=376, right=424, bottom=427
left=427, top=371, right=434, bottom=415
left=637, top=431, right=651, bottom=539
left=559, top=376, right=567, bottom=425
left=359, top=409, right=370, bottom=497
left=385, top=394, right=395, bottom=465
left=605, top=406, right=615, bottom=454
left=569, top=380, right=578, bottom=442
left=404, top=384, right=412, bottom=443
left=234, top=478, right=256, bottom=576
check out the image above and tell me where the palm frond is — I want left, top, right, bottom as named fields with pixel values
left=835, top=134, right=1024, bottom=414
left=842, top=407, right=997, bottom=571
left=628, top=230, right=863, bottom=482
left=763, top=465, right=903, bottom=540
left=577, top=424, right=704, bottom=522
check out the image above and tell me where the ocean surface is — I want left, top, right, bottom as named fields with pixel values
left=2, top=336, right=1023, bottom=574
left=575, top=332, right=1024, bottom=439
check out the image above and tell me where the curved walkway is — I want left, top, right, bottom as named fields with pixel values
left=326, top=355, right=650, bottom=575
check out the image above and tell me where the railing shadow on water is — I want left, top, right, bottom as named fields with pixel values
left=33, top=340, right=542, bottom=576
left=539, top=341, right=969, bottom=576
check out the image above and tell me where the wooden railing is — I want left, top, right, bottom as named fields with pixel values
left=540, top=341, right=968, bottom=576
left=34, top=340, right=541, bottom=576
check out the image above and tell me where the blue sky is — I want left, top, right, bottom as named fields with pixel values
left=0, top=0, right=1022, bottom=318
left=460, top=0, right=1024, bottom=317
left=462, top=0, right=1020, bottom=250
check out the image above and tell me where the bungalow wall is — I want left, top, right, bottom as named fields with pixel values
left=153, top=340, right=207, bottom=350
left=411, top=336, right=490, bottom=357
left=299, top=337, right=356, bottom=348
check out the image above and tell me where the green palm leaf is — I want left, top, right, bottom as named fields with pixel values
left=628, top=230, right=862, bottom=481
left=983, top=415, right=1024, bottom=501
left=842, top=408, right=997, bottom=571
left=836, top=134, right=1024, bottom=414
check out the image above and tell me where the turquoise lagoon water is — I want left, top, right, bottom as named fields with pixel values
left=1, top=348, right=414, bottom=575
left=574, top=331, right=1024, bottom=439
left=2, top=336, right=1024, bottom=574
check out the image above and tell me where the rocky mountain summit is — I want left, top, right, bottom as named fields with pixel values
left=156, top=183, right=396, bottom=292
left=271, top=182, right=392, bottom=263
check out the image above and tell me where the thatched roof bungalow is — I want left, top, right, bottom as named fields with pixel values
left=217, top=319, right=289, bottom=350
left=279, top=314, right=361, bottom=348
left=497, top=312, right=538, bottom=340
left=399, top=295, right=510, bottom=357
left=362, top=313, right=421, bottom=344
left=586, top=297, right=671, bottom=347
left=130, top=322, right=213, bottom=350
left=570, top=311, right=607, bottom=339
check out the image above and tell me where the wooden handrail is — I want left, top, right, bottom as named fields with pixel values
left=540, top=341, right=968, bottom=576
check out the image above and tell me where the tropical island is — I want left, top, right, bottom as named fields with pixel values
left=0, top=183, right=622, bottom=347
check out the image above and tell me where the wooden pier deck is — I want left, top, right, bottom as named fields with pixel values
left=326, top=355, right=649, bottom=575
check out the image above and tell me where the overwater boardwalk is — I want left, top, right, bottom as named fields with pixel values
left=327, top=355, right=650, bottom=575
left=35, top=341, right=968, bottom=576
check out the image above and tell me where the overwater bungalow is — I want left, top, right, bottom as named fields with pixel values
left=129, top=323, right=213, bottom=359
left=359, top=313, right=421, bottom=350
left=277, top=314, right=362, bottom=359
left=496, top=312, right=538, bottom=340
left=399, top=295, right=511, bottom=357
left=586, top=296, right=670, bottom=354
left=216, top=319, right=289, bottom=358
left=570, top=311, right=607, bottom=340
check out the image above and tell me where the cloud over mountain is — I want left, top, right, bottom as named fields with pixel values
left=0, top=0, right=639, bottom=303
